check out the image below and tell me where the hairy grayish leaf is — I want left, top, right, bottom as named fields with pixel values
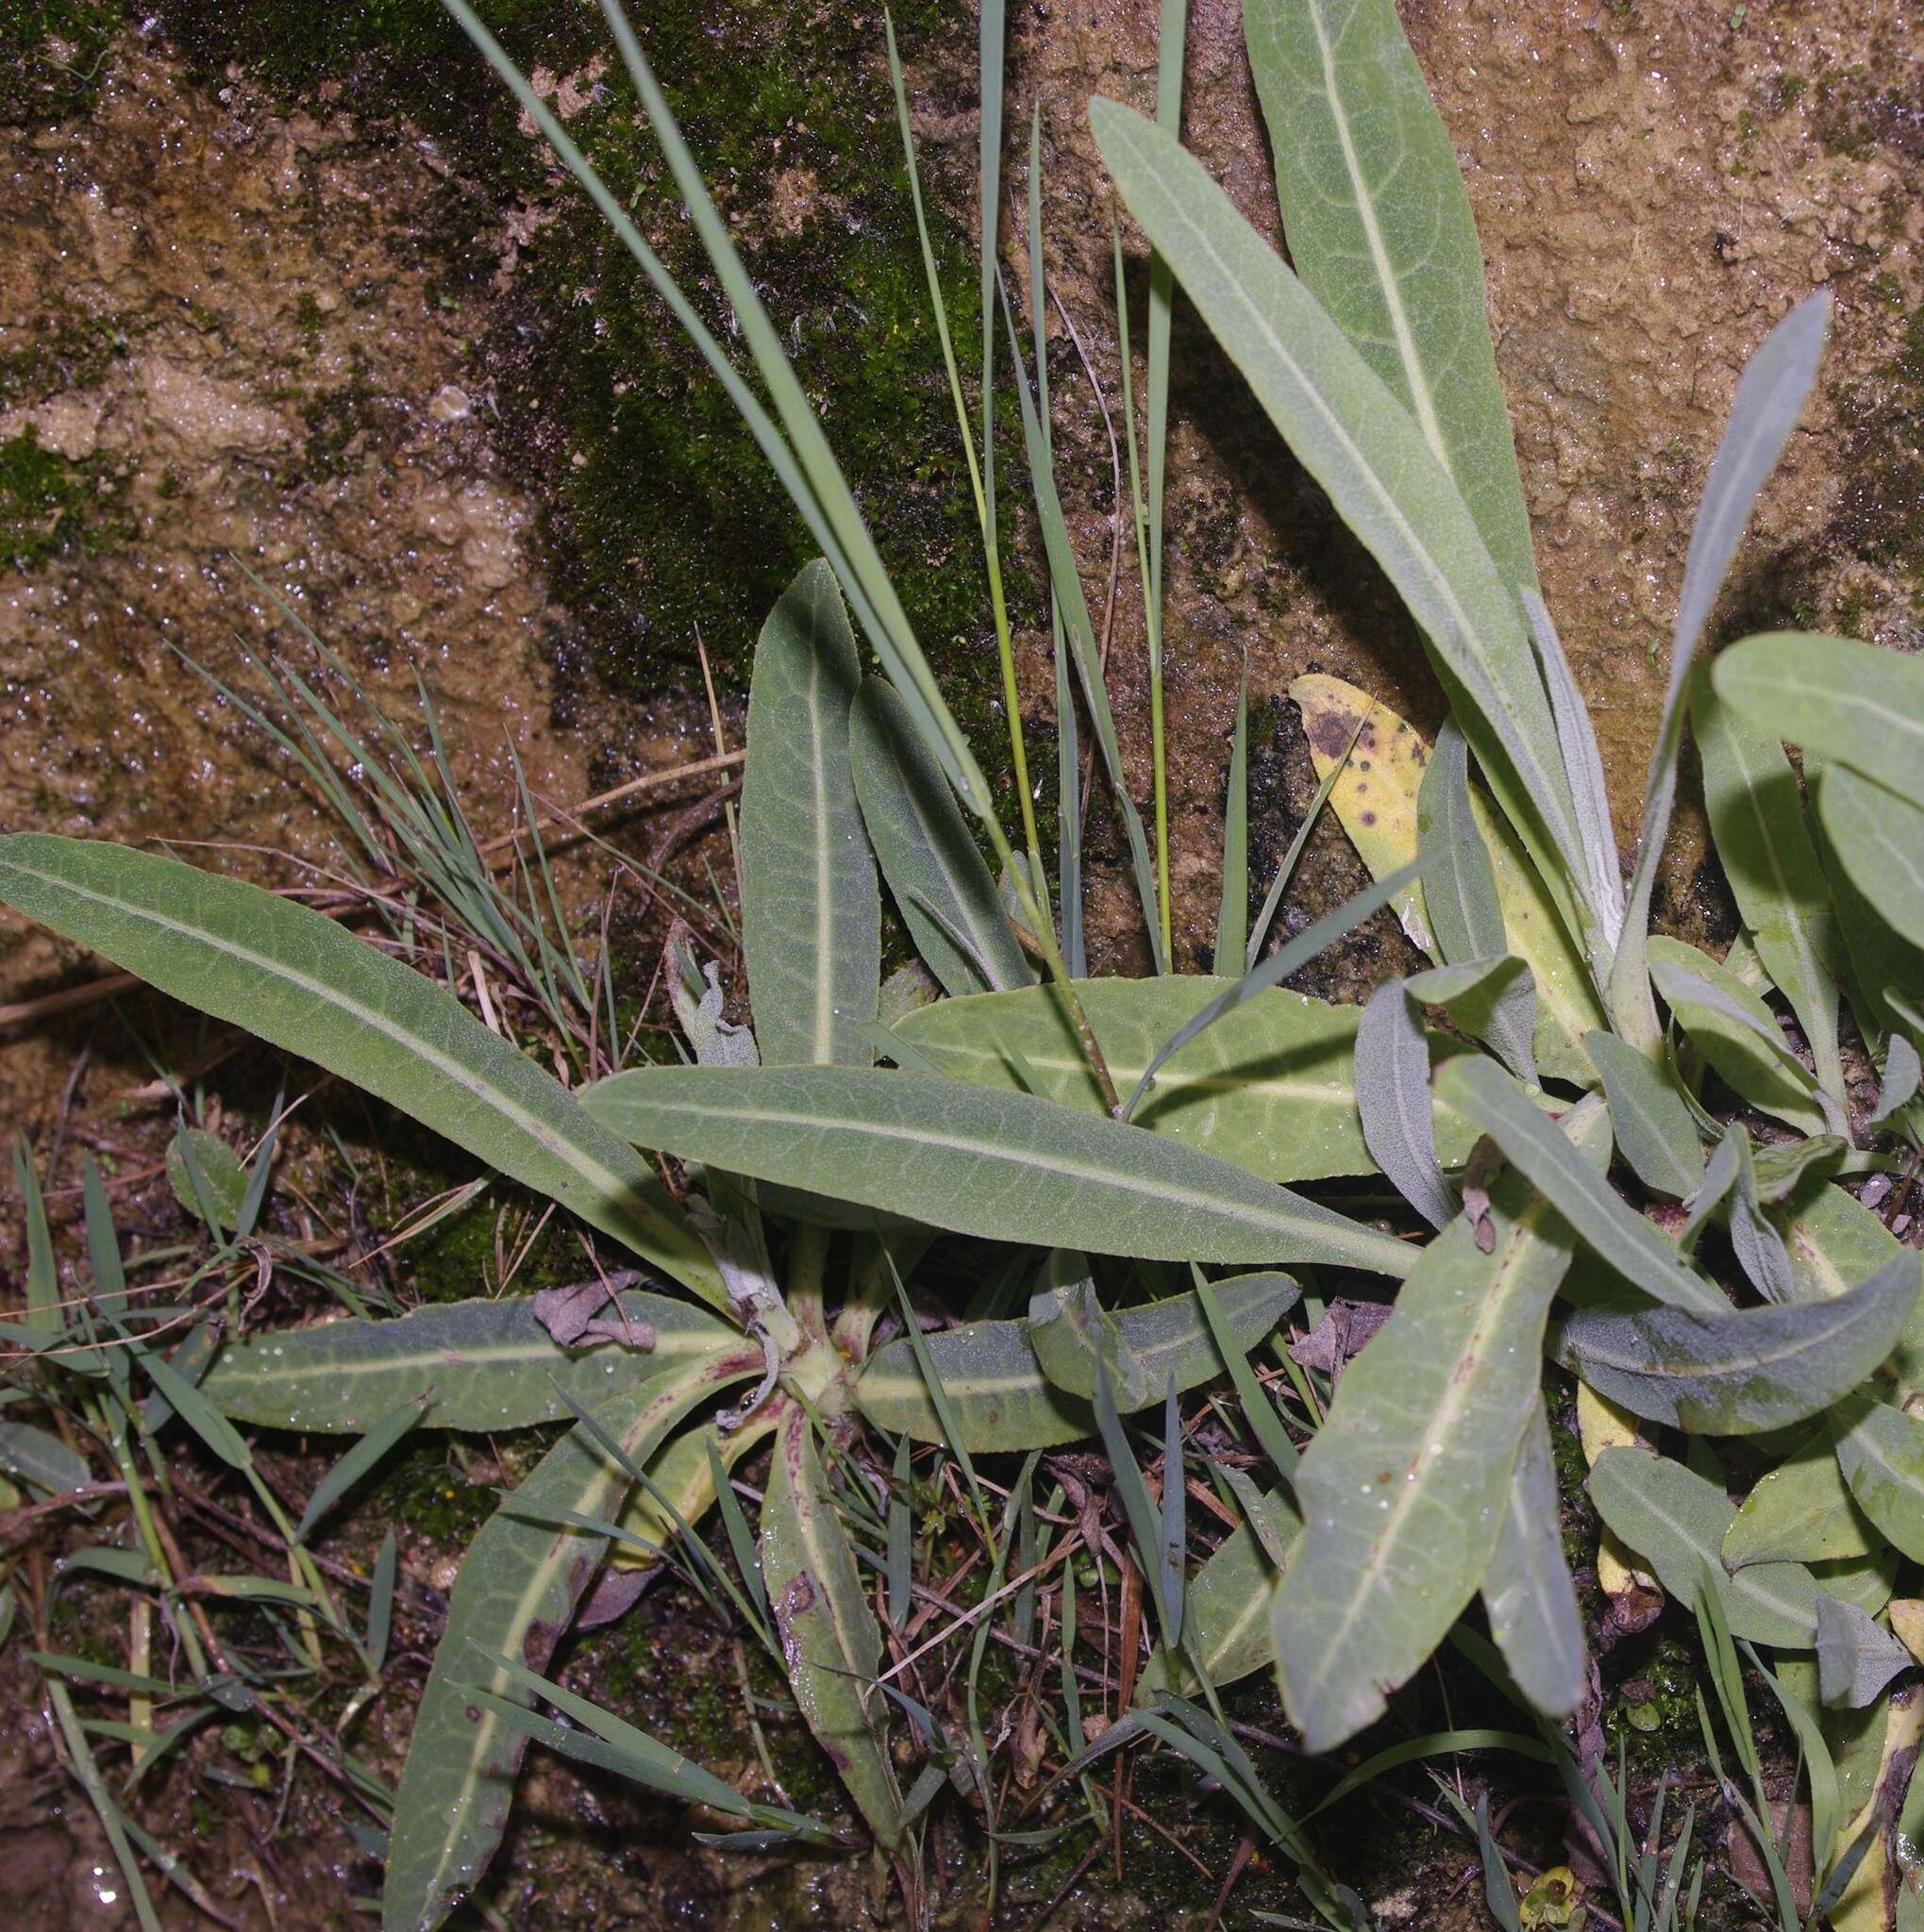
left=1355, top=980, right=1455, bottom=1230
left=1481, top=1400, right=1586, bottom=1720
left=1584, top=1029, right=1702, bottom=1201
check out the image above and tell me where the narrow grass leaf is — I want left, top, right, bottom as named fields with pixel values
left=1195, top=1274, right=1299, bottom=1481
left=852, top=678, right=1029, bottom=996
left=367, top=1526, right=397, bottom=1673
left=1216, top=668, right=1249, bottom=969
left=11, top=1135, right=57, bottom=1339
left=740, top=560, right=879, bottom=1067
left=0, top=836, right=723, bottom=1307
left=296, top=1397, right=425, bottom=1542
left=587, top=1063, right=1414, bottom=1275
left=1610, top=292, right=1830, bottom=1047
left=204, top=1291, right=737, bottom=1434
left=1554, top=1255, right=1917, bottom=1436
left=1433, top=1056, right=1726, bottom=1314
left=1093, top=1355, right=1173, bottom=1648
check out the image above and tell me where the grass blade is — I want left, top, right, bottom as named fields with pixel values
left=295, top=1397, right=426, bottom=1542
left=1216, top=667, right=1249, bottom=969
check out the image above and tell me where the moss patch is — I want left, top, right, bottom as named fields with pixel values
left=0, top=425, right=132, bottom=571
left=153, top=0, right=1023, bottom=780
left=0, top=0, right=122, bottom=124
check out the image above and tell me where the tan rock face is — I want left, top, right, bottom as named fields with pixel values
left=966, top=0, right=1919, bottom=974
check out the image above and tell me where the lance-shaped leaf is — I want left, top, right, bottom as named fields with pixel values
left=1481, top=1399, right=1586, bottom=1721
left=1553, top=1255, right=1918, bottom=1436
left=1142, top=1486, right=1302, bottom=1698
left=1770, top=1178, right=1922, bottom=1394
left=1588, top=1446, right=1821, bottom=1648
left=1714, top=632, right=1924, bottom=811
left=1693, top=670, right=1847, bottom=1107
left=1271, top=1099, right=1605, bottom=1750
left=1089, top=103, right=1590, bottom=944
left=0, top=835, right=722, bottom=1308
left=1242, top=0, right=1537, bottom=593
left=856, top=1271, right=1297, bottom=1451
left=1650, top=937, right=1832, bottom=1137
left=1291, top=675, right=1603, bottom=1084
left=1584, top=1029, right=1702, bottom=1201
left=1609, top=293, right=1831, bottom=1049
left=1834, top=1398, right=1924, bottom=1565
left=0, top=1421, right=90, bottom=1497
left=856, top=1313, right=1085, bottom=1451
left=383, top=1350, right=759, bottom=1932
left=895, top=974, right=1479, bottom=1185
left=849, top=677, right=1029, bottom=997
left=1723, top=1435, right=1875, bottom=1569
left=1433, top=1056, right=1726, bottom=1314
left=1805, top=758, right=1924, bottom=1047
left=203, top=1292, right=739, bottom=1434
left=740, top=560, right=879, bottom=1067
left=761, top=1405, right=903, bottom=1849
left=584, top=1064, right=1414, bottom=1276
left=1028, top=1265, right=1298, bottom=1410
left=1815, top=1597, right=1915, bottom=1710
left=1817, top=764, right=1924, bottom=953
left=1354, top=979, right=1455, bottom=1230
left=1418, top=721, right=1536, bottom=1080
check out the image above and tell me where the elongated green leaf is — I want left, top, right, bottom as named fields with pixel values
left=1693, top=670, right=1846, bottom=1105
left=1242, top=0, right=1536, bottom=593
left=1834, top=1398, right=1924, bottom=1565
left=0, top=835, right=721, bottom=1307
left=1028, top=1267, right=1298, bottom=1409
left=740, top=560, right=878, bottom=1067
left=12, top=1136, right=58, bottom=1340
left=1649, top=937, right=1833, bottom=1136
left=203, top=1291, right=738, bottom=1434
left=1555, top=1256, right=1918, bottom=1436
left=1771, top=1174, right=1923, bottom=1394
left=1806, top=758, right=1924, bottom=1045
left=1817, top=764, right=1924, bottom=952
left=1090, top=102, right=1590, bottom=945
left=850, top=678, right=1029, bottom=997
left=1272, top=1105, right=1599, bottom=1750
left=1355, top=979, right=1454, bottom=1230
left=1584, top=1029, right=1702, bottom=1201
left=856, top=1311, right=1083, bottom=1451
left=585, top=1064, right=1414, bottom=1275
left=1714, top=633, right=1924, bottom=810
left=1588, top=1446, right=1821, bottom=1648
left=1816, top=1597, right=1914, bottom=1711
left=895, top=974, right=1477, bottom=1184
left=383, top=1350, right=758, bottom=1932
left=1724, top=1434, right=1874, bottom=1568
left=1610, top=293, right=1831, bottom=1048
left=761, top=1405, right=903, bottom=1848
left=1432, top=1056, right=1726, bottom=1314
left=1481, top=1400, right=1585, bottom=1720
left=0, top=1420, right=90, bottom=1497
left=1144, top=1486, right=1302, bottom=1697
left=856, top=1271, right=1297, bottom=1451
